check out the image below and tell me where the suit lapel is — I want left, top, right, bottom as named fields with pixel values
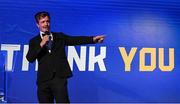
left=51, top=33, right=56, bottom=52
left=37, top=34, right=42, bottom=43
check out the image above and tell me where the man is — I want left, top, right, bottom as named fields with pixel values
left=26, top=11, right=105, bottom=103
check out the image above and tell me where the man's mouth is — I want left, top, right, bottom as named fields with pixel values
left=43, top=27, right=49, bottom=30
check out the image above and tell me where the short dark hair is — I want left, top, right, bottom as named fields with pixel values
left=34, top=11, right=50, bottom=23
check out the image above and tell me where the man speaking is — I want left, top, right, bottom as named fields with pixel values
left=26, top=11, right=105, bottom=103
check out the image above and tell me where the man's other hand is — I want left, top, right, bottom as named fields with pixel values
left=93, top=35, right=105, bottom=43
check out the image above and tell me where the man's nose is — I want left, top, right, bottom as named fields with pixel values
left=45, top=22, right=49, bottom=26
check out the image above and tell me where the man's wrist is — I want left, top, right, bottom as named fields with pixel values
left=93, top=36, right=97, bottom=43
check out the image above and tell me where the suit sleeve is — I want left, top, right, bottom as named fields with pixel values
left=26, top=39, right=42, bottom=63
left=61, top=33, right=96, bottom=45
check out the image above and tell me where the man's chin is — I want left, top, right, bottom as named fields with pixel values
left=43, top=29, right=50, bottom=32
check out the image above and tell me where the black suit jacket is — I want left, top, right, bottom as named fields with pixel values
left=26, top=32, right=94, bottom=84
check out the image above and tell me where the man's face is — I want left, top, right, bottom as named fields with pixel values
left=37, top=16, right=50, bottom=32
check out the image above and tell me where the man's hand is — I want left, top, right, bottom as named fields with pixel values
left=40, top=35, right=49, bottom=47
left=93, top=35, right=105, bottom=43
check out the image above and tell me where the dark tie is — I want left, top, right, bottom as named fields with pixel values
left=42, top=32, right=52, bottom=52
left=47, top=36, right=52, bottom=52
